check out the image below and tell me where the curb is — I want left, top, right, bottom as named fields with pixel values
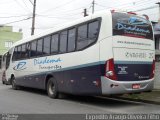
left=111, top=96, right=160, bottom=105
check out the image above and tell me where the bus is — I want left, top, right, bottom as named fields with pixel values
left=1, top=51, right=11, bottom=85
left=6, top=10, right=155, bottom=98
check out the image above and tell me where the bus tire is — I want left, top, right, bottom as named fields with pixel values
left=47, top=78, right=59, bottom=99
left=2, top=81, right=5, bottom=84
left=11, top=77, right=19, bottom=90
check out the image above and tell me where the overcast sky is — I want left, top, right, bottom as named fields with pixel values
left=0, top=0, right=159, bottom=38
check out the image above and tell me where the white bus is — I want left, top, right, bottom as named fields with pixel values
left=1, top=51, right=11, bottom=85
left=6, top=10, right=155, bottom=98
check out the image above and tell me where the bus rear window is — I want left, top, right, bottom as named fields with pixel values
left=112, top=12, right=153, bottom=40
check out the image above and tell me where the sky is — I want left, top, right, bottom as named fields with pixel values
left=0, top=0, right=159, bottom=38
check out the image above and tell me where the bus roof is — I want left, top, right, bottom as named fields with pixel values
left=11, top=10, right=151, bottom=48
left=11, top=10, right=111, bottom=47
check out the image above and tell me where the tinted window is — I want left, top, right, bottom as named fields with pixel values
left=21, top=44, right=26, bottom=59
left=26, top=43, right=30, bottom=58
left=17, top=45, right=22, bottom=59
left=77, top=24, right=87, bottom=50
left=60, top=31, right=67, bottom=53
left=51, top=34, right=59, bottom=54
left=88, top=21, right=99, bottom=44
left=37, top=39, right=43, bottom=56
left=6, top=48, right=13, bottom=69
left=43, top=36, right=51, bottom=54
left=68, top=28, right=76, bottom=52
left=12, top=47, right=18, bottom=61
left=30, top=40, right=37, bottom=57
left=112, top=12, right=153, bottom=40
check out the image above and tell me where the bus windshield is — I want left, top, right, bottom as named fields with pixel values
left=112, top=12, right=153, bottom=40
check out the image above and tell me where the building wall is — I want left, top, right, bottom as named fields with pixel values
left=0, top=26, right=22, bottom=55
left=0, top=26, right=22, bottom=69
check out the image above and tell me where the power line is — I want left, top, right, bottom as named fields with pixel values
left=28, top=0, right=34, bottom=5
left=133, top=5, right=158, bottom=12
left=3, top=17, right=32, bottom=25
left=40, top=0, right=76, bottom=14
left=0, top=15, right=31, bottom=18
left=22, top=0, right=32, bottom=12
left=13, top=0, right=31, bottom=13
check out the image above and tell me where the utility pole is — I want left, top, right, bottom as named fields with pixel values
left=156, top=2, right=160, bottom=23
left=31, top=0, right=36, bottom=35
left=92, top=0, right=95, bottom=14
left=83, top=8, right=88, bottom=17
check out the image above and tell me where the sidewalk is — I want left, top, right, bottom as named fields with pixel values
left=117, top=89, right=160, bottom=105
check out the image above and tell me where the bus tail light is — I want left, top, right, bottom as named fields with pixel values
left=105, top=58, right=117, bottom=80
left=127, top=12, right=137, bottom=15
left=150, top=60, right=155, bottom=79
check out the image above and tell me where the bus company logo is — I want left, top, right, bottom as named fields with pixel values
left=13, top=61, right=27, bottom=71
left=34, top=57, right=62, bottom=66
left=117, top=17, right=148, bottom=26
left=128, top=17, right=147, bottom=26
left=115, top=23, right=150, bottom=34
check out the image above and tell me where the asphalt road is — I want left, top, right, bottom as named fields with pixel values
left=0, top=83, right=160, bottom=114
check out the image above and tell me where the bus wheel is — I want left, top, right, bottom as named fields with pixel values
left=47, top=78, right=59, bottom=99
left=2, top=81, right=5, bottom=84
left=11, top=77, right=18, bottom=90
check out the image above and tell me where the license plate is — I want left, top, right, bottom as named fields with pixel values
left=132, top=84, right=140, bottom=89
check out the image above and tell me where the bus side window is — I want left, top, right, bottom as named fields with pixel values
left=51, top=34, right=59, bottom=54
left=30, top=40, right=37, bottom=57
left=77, top=24, right=87, bottom=50
left=17, top=45, right=22, bottom=60
left=26, top=43, right=31, bottom=58
left=21, top=44, right=26, bottom=59
left=37, top=39, right=43, bottom=56
left=60, top=30, right=67, bottom=53
left=88, top=21, right=99, bottom=44
left=68, top=28, right=76, bottom=52
left=43, top=36, right=51, bottom=55
left=12, top=47, right=18, bottom=61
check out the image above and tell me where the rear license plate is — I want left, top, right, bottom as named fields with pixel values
left=132, top=84, right=140, bottom=89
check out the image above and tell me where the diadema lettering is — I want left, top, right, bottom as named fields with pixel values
left=34, top=57, right=62, bottom=66
left=116, top=23, right=150, bottom=34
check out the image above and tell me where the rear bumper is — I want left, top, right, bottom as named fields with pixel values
left=101, top=77, right=154, bottom=95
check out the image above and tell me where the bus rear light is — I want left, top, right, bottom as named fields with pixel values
left=127, top=12, right=137, bottom=15
left=105, top=58, right=117, bottom=80
left=150, top=60, right=155, bottom=79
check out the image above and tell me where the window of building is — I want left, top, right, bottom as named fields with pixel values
left=68, top=28, right=76, bottom=52
left=60, top=31, right=67, bottom=53
left=5, top=41, right=13, bottom=48
left=51, top=34, right=59, bottom=54
left=37, top=39, right=43, bottom=56
left=43, top=36, right=51, bottom=54
left=30, top=40, right=37, bottom=57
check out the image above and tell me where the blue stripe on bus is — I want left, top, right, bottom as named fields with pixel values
left=114, top=61, right=152, bottom=64
left=15, top=60, right=153, bottom=95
